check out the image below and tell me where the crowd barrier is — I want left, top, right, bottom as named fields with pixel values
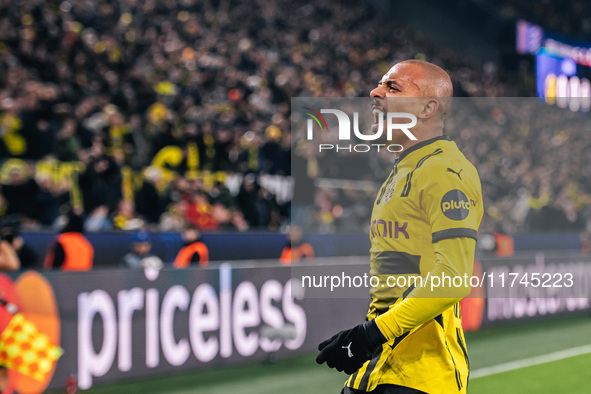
left=21, top=231, right=587, bottom=268
left=21, top=232, right=371, bottom=267
left=23, top=232, right=289, bottom=266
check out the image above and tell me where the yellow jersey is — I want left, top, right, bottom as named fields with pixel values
left=346, top=135, right=483, bottom=393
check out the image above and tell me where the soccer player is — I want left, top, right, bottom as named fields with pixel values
left=316, top=60, right=483, bottom=394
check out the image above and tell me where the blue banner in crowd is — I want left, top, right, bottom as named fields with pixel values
left=19, top=231, right=586, bottom=267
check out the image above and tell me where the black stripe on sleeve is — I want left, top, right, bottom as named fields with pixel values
left=388, top=331, right=409, bottom=352
left=402, top=284, right=415, bottom=299
left=432, top=228, right=477, bottom=243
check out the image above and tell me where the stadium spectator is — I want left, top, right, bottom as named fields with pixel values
left=158, top=200, right=189, bottom=232
left=54, top=118, right=81, bottom=162
left=44, top=212, right=93, bottom=271
left=124, top=114, right=151, bottom=169
left=208, top=181, right=235, bottom=208
left=33, top=174, right=70, bottom=227
left=173, top=224, right=209, bottom=268
left=78, top=154, right=122, bottom=231
left=120, top=231, right=163, bottom=269
left=213, top=127, right=235, bottom=172
left=17, top=87, right=55, bottom=160
left=186, top=192, right=219, bottom=231
left=259, top=126, right=289, bottom=175
left=213, top=206, right=250, bottom=232
left=279, top=226, right=314, bottom=265
left=236, top=174, right=279, bottom=229
left=113, top=200, right=144, bottom=231
left=236, top=132, right=262, bottom=174
left=134, top=167, right=167, bottom=225
left=231, top=209, right=250, bottom=232
left=150, top=121, right=180, bottom=159
left=0, top=164, right=38, bottom=223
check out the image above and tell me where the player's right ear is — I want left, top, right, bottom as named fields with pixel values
left=418, top=99, right=439, bottom=119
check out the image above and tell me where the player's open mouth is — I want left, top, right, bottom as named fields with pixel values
left=372, top=106, right=384, bottom=125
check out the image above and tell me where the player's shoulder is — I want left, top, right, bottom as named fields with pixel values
left=435, top=139, right=477, bottom=170
left=416, top=141, right=481, bottom=187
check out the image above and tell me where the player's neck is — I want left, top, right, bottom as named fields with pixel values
left=401, top=124, right=444, bottom=152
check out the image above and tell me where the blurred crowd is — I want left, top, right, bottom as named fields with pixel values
left=297, top=99, right=591, bottom=235
left=490, top=0, right=591, bottom=40
left=0, top=0, right=589, bottom=235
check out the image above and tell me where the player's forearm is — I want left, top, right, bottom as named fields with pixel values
left=374, top=237, right=476, bottom=340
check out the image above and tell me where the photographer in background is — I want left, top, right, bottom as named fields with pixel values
left=0, top=222, right=20, bottom=271
left=0, top=218, right=38, bottom=269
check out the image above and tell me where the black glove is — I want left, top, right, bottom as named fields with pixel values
left=316, top=320, right=387, bottom=374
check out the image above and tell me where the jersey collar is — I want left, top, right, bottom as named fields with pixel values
left=396, top=135, right=451, bottom=164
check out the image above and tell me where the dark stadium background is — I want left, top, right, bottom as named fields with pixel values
left=0, top=0, right=590, bottom=393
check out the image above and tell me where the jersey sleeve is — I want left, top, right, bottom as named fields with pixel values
left=419, top=161, right=483, bottom=243
left=375, top=235, right=476, bottom=339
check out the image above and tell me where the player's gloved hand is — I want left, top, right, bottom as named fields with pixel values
left=316, top=320, right=387, bottom=374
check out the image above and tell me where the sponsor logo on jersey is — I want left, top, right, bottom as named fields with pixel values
left=441, top=189, right=472, bottom=220
left=370, top=220, right=409, bottom=239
